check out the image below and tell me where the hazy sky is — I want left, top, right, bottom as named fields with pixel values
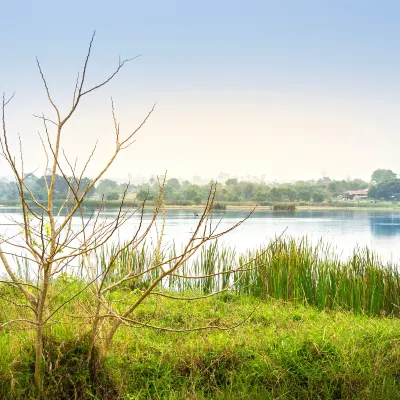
left=1, top=1, right=400, bottom=183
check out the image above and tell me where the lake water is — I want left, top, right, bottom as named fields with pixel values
left=1, top=208, right=400, bottom=264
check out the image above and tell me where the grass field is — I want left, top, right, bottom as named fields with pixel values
left=1, top=238, right=400, bottom=399
left=0, top=293, right=399, bottom=399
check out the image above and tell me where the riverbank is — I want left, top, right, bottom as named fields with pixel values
left=1, top=293, right=399, bottom=399
left=1, top=200, right=399, bottom=212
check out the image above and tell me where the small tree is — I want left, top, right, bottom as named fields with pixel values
left=1, top=32, right=158, bottom=390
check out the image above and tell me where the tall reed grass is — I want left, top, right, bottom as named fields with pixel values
left=95, top=236, right=400, bottom=317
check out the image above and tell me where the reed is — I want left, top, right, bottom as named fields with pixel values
left=241, top=238, right=400, bottom=316
left=97, top=236, right=400, bottom=317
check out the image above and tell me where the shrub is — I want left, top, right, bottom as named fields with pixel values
left=273, top=203, right=296, bottom=212
left=213, top=203, right=227, bottom=210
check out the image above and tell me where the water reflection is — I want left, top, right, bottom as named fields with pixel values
left=370, top=216, right=400, bottom=237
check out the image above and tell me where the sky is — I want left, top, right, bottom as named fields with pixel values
left=1, top=1, right=400, bottom=183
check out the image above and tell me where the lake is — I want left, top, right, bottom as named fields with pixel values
left=1, top=208, right=400, bottom=263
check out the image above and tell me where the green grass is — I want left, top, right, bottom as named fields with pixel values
left=108, top=296, right=400, bottom=400
left=1, top=238, right=400, bottom=398
left=1, top=292, right=400, bottom=399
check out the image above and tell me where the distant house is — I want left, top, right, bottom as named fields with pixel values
left=342, top=189, right=369, bottom=200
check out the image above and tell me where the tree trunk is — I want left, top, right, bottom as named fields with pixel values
left=34, top=270, right=49, bottom=392
left=87, top=300, right=102, bottom=362
left=34, top=323, right=44, bottom=391
left=103, top=323, right=119, bottom=356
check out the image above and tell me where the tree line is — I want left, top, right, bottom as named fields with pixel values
left=1, top=168, right=400, bottom=205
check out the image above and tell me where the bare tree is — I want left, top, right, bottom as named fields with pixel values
left=0, top=33, right=265, bottom=393
left=1, top=31, right=161, bottom=390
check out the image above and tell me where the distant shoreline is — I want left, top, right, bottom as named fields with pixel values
left=0, top=201, right=399, bottom=212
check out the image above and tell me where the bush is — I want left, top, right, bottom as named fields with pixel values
left=273, top=203, right=296, bottom=212
left=213, top=203, right=227, bottom=210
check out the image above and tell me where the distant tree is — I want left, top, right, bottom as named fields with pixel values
left=76, top=177, right=96, bottom=198
left=166, top=178, right=181, bottom=190
left=243, top=183, right=255, bottom=200
left=347, top=178, right=368, bottom=190
left=5, top=183, right=19, bottom=200
left=32, top=174, right=93, bottom=200
left=327, top=182, right=337, bottom=195
left=33, top=174, right=68, bottom=199
left=270, top=187, right=282, bottom=202
left=369, top=179, right=400, bottom=200
left=106, top=192, right=119, bottom=201
left=281, top=187, right=296, bottom=202
left=371, top=169, right=397, bottom=185
left=0, top=182, right=7, bottom=199
left=215, top=188, right=229, bottom=201
left=136, top=190, right=156, bottom=201
left=23, top=174, right=39, bottom=192
left=297, top=189, right=311, bottom=202
left=312, top=192, right=325, bottom=202
left=225, top=178, right=238, bottom=186
left=183, top=186, right=199, bottom=200
left=193, top=195, right=202, bottom=205
left=253, top=191, right=267, bottom=202
left=96, top=179, right=121, bottom=197
left=317, top=176, right=331, bottom=185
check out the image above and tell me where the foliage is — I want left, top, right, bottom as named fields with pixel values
left=312, top=192, right=326, bottom=202
left=193, top=195, right=202, bottom=205
left=96, top=179, right=122, bottom=197
left=21, top=174, right=96, bottom=201
left=371, top=169, right=397, bottom=185
left=125, top=176, right=370, bottom=205
left=166, top=178, right=181, bottom=191
left=0, top=174, right=377, bottom=205
left=106, top=192, right=119, bottom=201
left=369, top=179, right=400, bottom=201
